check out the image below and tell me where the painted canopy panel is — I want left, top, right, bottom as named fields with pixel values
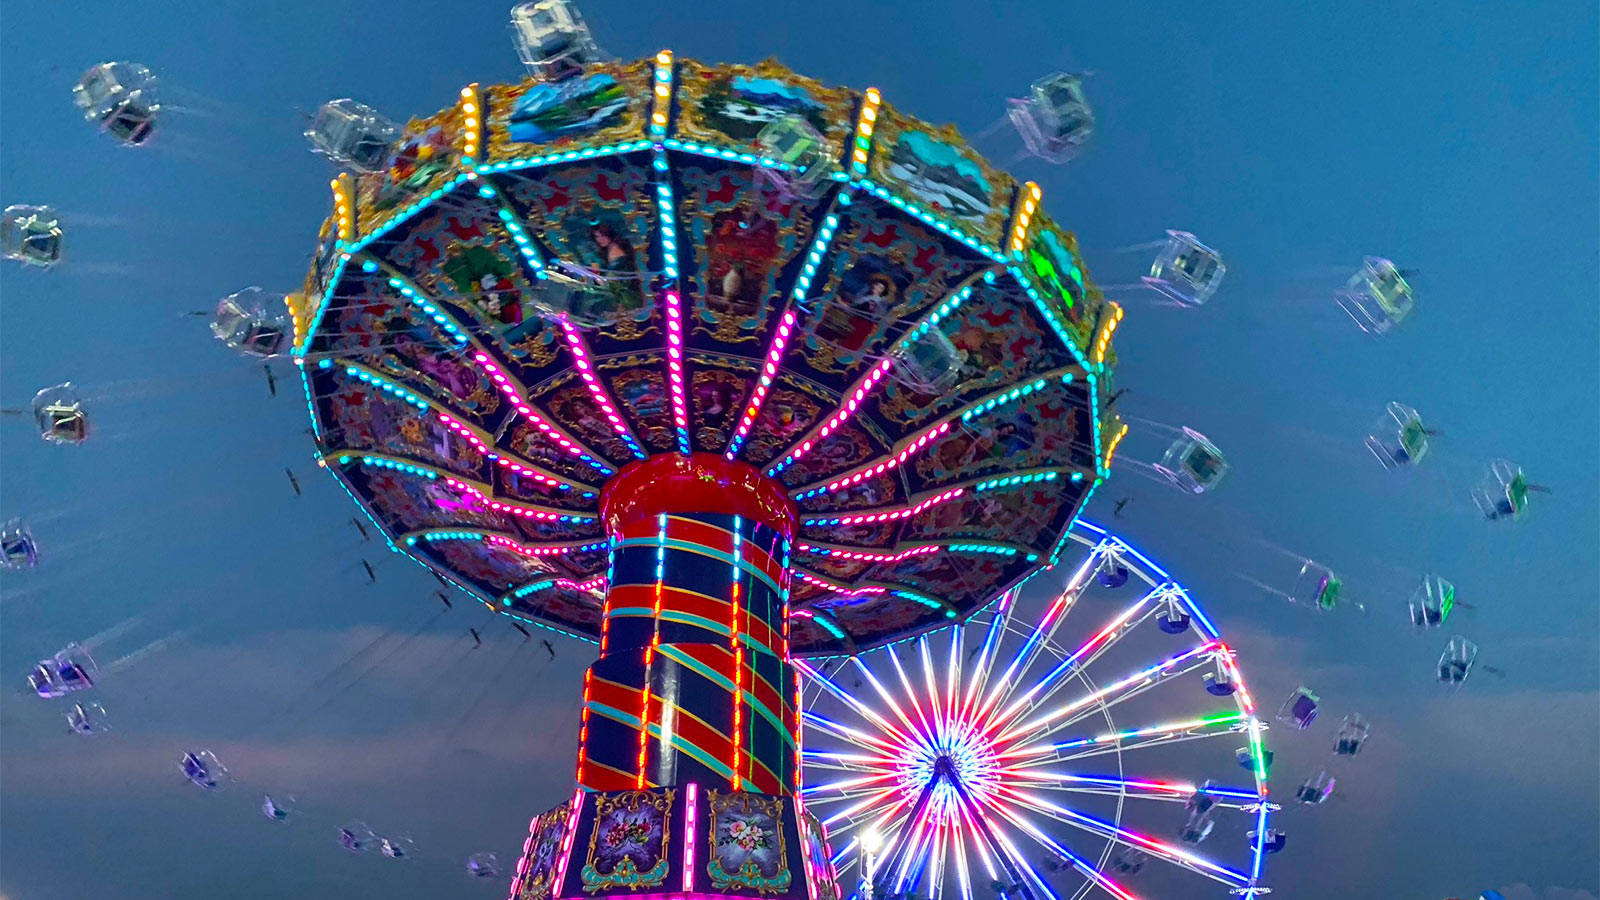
left=298, top=56, right=1116, bottom=654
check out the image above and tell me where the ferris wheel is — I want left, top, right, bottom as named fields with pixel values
left=798, top=520, right=1278, bottom=900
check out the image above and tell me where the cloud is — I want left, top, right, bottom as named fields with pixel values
left=1495, top=885, right=1600, bottom=900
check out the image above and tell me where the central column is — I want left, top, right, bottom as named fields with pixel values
left=509, top=454, right=840, bottom=900
left=579, top=453, right=801, bottom=795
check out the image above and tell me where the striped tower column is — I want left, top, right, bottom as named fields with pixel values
left=578, top=453, right=800, bottom=795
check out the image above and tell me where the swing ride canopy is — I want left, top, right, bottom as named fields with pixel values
left=290, top=53, right=1125, bottom=657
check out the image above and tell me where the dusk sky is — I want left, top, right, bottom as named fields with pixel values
left=2, top=2, right=1595, bottom=898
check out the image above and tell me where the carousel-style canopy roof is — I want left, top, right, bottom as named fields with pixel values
left=291, top=53, right=1124, bottom=655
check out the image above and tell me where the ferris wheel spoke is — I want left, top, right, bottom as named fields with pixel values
left=887, top=640, right=937, bottom=741
left=989, top=818, right=1062, bottom=900
left=942, top=782, right=1030, bottom=898
left=802, top=749, right=894, bottom=771
left=802, top=760, right=888, bottom=779
left=944, top=623, right=964, bottom=731
left=1051, top=727, right=1248, bottom=769
left=985, top=800, right=1140, bottom=900
left=917, top=816, right=941, bottom=900
left=797, top=659, right=917, bottom=748
left=995, top=785, right=1251, bottom=889
left=1001, top=773, right=1261, bottom=811
left=1002, top=708, right=1251, bottom=770
left=818, top=784, right=911, bottom=832
left=950, top=821, right=976, bottom=900
left=887, top=797, right=943, bottom=894
left=994, top=642, right=1220, bottom=747
left=972, top=548, right=1103, bottom=723
left=851, top=655, right=929, bottom=743
left=1040, top=655, right=1219, bottom=741
left=985, top=583, right=1169, bottom=737
left=799, top=656, right=853, bottom=707
left=803, top=709, right=902, bottom=755
left=958, top=591, right=1016, bottom=723
left=920, top=635, right=949, bottom=739
left=862, top=798, right=919, bottom=871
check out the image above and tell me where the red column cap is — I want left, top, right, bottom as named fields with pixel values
left=599, top=453, right=798, bottom=539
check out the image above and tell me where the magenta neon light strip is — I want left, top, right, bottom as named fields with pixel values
left=549, top=787, right=584, bottom=900
left=725, top=309, right=797, bottom=459
left=681, top=782, right=698, bottom=892
left=334, top=361, right=588, bottom=492
left=804, top=487, right=965, bottom=526
left=796, top=421, right=952, bottom=498
left=434, top=411, right=490, bottom=456
left=792, top=572, right=891, bottom=600
left=794, top=793, right=818, bottom=900
left=510, top=813, right=540, bottom=897
left=663, top=289, right=691, bottom=454
left=556, top=318, right=646, bottom=459
left=507, top=575, right=606, bottom=599
left=433, top=412, right=589, bottom=493
left=795, top=544, right=940, bottom=564
left=768, top=357, right=892, bottom=475
left=442, top=477, right=596, bottom=523
left=794, top=570, right=849, bottom=592
left=470, top=350, right=603, bottom=468
left=484, top=534, right=589, bottom=557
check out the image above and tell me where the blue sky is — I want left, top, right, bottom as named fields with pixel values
left=2, top=1, right=1595, bottom=898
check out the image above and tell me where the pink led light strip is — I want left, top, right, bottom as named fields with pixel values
left=791, top=571, right=895, bottom=608
left=664, top=290, right=690, bottom=453
left=768, top=269, right=992, bottom=475
left=681, top=783, right=699, bottom=892
left=794, top=570, right=851, bottom=592
left=795, top=543, right=940, bottom=563
left=510, top=814, right=540, bottom=900
left=442, top=477, right=592, bottom=522
left=801, top=421, right=952, bottom=496
left=725, top=309, right=797, bottom=459
left=804, top=487, right=965, bottom=526
left=470, top=351, right=597, bottom=462
left=768, top=357, right=892, bottom=474
left=513, top=575, right=606, bottom=596
left=430, top=412, right=585, bottom=492
left=557, top=318, right=646, bottom=458
left=484, top=534, right=585, bottom=557
left=338, top=359, right=586, bottom=492
left=548, top=788, right=584, bottom=900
